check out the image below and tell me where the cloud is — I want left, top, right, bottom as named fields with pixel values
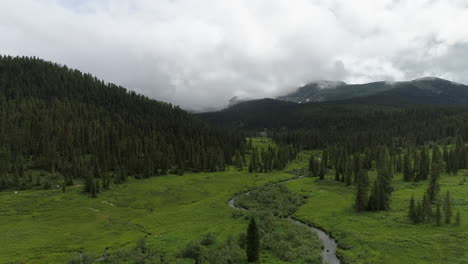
left=2, top=0, right=468, bottom=110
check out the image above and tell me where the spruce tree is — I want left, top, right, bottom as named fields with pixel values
left=371, top=147, right=393, bottom=211
left=355, top=169, right=369, bottom=211
left=246, top=218, right=260, bottom=262
left=426, top=161, right=440, bottom=203
left=318, top=161, right=325, bottom=180
left=408, top=194, right=416, bottom=222
left=435, top=201, right=441, bottom=226
left=403, top=153, right=413, bottom=182
left=444, top=191, right=452, bottom=224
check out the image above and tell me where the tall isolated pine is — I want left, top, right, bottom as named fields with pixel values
left=246, top=218, right=260, bottom=262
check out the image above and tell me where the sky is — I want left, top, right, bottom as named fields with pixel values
left=2, top=0, right=468, bottom=110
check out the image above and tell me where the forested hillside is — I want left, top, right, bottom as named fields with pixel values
left=200, top=100, right=468, bottom=149
left=0, top=56, right=245, bottom=191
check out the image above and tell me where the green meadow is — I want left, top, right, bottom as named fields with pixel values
left=0, top=138, right=308, bottom=264
left=4, top=140, right=467, bottom=264
left=287, top=169, right=468, bottom=264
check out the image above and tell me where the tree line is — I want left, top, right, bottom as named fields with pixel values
left=0, top=56, right=246, bottom=193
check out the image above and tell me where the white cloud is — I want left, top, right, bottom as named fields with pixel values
left=2, top=0, right=468, bottom=110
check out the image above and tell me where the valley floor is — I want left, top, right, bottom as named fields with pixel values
left=2, top=149, right=468, bottom=264
left=0, top=167, right=298, bottom=263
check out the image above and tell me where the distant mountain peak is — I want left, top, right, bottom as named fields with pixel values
left=276, top=77, right=468, bottom=105
left=307, top=80, right=347, bottom=89
left=411, top=76, right=443, bottom=82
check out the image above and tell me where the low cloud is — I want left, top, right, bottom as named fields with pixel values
left=2, top=0, right=468, bottom=110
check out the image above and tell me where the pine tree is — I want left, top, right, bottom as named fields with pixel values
left=408, top=194, right=416, bottom=222
left=246, top=218, right=260, bottom=262
left=318, top=161, right=325, bottom=180
left=369, top=147, right=393, bottom=211
left=444, top=191, right=452, bottom=224
left=0, top=148, right=10, bottom=190
left=426, top=161, right=440, bottom=203
left=309, top=156, right=318, bottom=177
left=403, top=153, right=413, bottom=182
left=435, top=201, right=441, bottom=226
left=355, top=169, right=369, bottom=211
left=421, top=194, right=432, bottom=222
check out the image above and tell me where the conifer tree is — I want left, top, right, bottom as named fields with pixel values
left=246, top=218, right=260, bottom=262
left=368, top=147, right=393, bottom=211
left=403, top=153, right=413, bottom=182
left=318, top=161, right=325, bottom=180
left=421, top=194, right=432, bottom=222
left=435, top=201, right=441, bottom=226
left=408, top=194, right=417, bottom=222
left=426, top=161, right=440, bottom=203
left=355, top=169, right=369, bottom=211
left=444, top=191, right=452, bottom=224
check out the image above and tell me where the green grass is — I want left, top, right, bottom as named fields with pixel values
left=287, top=169, right=468, bottom=264
left=0, top=158, right=305, bottom=264
left=11, top=142, right=468, bottom=264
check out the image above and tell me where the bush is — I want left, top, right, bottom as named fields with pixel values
left=136, top=237, right=146, bottom=253
left=180, top=241, right=205, bottom=264
left=201, top=232, right=216, bottom=246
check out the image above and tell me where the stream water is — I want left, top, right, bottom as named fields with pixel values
left=227, top=176, right=340, bottom=264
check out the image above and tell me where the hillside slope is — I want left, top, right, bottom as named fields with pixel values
left=0, top=56, right=244, bottom=190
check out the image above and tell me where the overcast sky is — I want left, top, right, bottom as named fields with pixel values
left=2, top=0, right=468, bottom=110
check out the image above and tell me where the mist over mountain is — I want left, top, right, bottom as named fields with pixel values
left=275, top=77, right=468, bottom=105
left=224, top=77, right=468, bottom=110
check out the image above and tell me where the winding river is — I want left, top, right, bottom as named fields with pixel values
left=228, top=176, right=340, bottom=264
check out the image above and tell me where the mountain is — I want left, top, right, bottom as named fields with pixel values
left=275, top=77, right=468, bottom=105
left=349, top=77, right=468, bottom=105
left=276, top=80, right=391, bottom=103
left=0, top=56, right=245, bottom=190
left=200, top=77, right=468, bottom=132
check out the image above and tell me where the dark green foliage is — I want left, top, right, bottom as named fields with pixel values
left=308, top=156, right=319, bottom=177
left=104, top=242, right=171, bottom=264
left=136, top=237, right=147, bottom=253
left=235, top=183, right=321, bottom=263
left=408, top=194, right=432, bottom=224
left=403, top=152, right=414, bottom=182
left=201, top=232, right=216, bottom=246
left=180, top=241, right=206, bottom=264
left=426, top=159, right=441, bottom=203
left=248, top=144, right=297, bottom=173
left=408, top=189, right=458, bottom=226
left=435, top=202, right=441, bottom=226
left=0, top=56, right=246, bottom=191
left=367, top=147, right=393, bottom=211
left=354, top=169, right=370, bottom=212
left=408, top=195, right=417, bottom=221
left=205, top=236, right=244, bottom=264
left=236, top=184, right=305, bottom=217
left=246, top=218, right=260, bottom=262
left=68, top=253, right=93, bottom=264
left=444, top=191, right=452, bottom=224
